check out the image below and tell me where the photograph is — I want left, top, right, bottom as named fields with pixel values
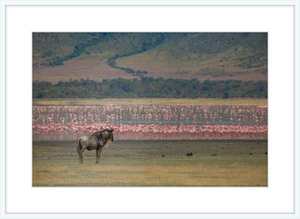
left=32, top=32, right=268, bottom=187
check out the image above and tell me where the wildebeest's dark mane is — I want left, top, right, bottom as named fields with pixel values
left=91, top=128, right=113, bottom=136
left=91, top=132, right=99, bottom=136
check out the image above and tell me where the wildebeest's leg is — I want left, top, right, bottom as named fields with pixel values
left=79, top=147, right=86, bottom=164
left=77, top=139, right=84, bottom=164
left=96, top=147, right=103, bottom=164
left=95, top=149, right=100, bottom=164
left=77, top=146, right=83, bottom=163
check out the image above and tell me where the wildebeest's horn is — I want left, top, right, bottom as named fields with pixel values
left=99, top=128, right=114, bottom=132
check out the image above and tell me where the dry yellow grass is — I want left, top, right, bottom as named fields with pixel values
left=82, top=165, right=267, bottom=186
left=33, top=155, right=267, bottom=187
left=33, top=98, right=267, bottom=106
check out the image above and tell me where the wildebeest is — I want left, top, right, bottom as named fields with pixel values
left=77, top=128, right=114, bottom=164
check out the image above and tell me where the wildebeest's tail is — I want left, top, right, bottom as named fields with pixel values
left=77, top=138, right=82, bottom=159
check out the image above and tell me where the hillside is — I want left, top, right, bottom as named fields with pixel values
left=32, top=33, right=267, bottom=83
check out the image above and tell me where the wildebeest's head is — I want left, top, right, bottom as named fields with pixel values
left=104, top=128, right=114, bottom=147
left=107, top=128, right=114, bottom=142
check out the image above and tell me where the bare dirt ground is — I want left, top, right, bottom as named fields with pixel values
left=33, top=140, right=268, bottom=187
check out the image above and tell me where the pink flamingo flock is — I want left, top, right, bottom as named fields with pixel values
left=32, top=105, right=268, bottom=141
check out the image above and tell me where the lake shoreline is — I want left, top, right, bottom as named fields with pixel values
left=33, top=98, right=268, bottom=106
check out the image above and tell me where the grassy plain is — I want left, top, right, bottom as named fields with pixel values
left=33, top=50, right=267, bottom=84
left=115, top=44, right=267, bottom=82
left=33, top=98, right=267, bottom=106
left=33, top=59, right=140, bottom=84
left=33, top=140, right=268, bottom=187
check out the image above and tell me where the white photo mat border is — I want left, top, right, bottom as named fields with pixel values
left=0, top=1, right=299, bottom=219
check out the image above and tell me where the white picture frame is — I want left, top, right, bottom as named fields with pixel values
left=0, top=1, right=299, bottom=219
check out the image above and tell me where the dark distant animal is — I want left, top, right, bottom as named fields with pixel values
left=77, top=128, right=114, bottom=164
left=187, top=153, right=193, bottom=156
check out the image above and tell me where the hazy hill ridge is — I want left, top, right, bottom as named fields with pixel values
left=33, top=33, right=267, bottom=83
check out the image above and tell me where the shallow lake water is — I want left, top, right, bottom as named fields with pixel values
left=33, top=105, right=268, bottom=140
